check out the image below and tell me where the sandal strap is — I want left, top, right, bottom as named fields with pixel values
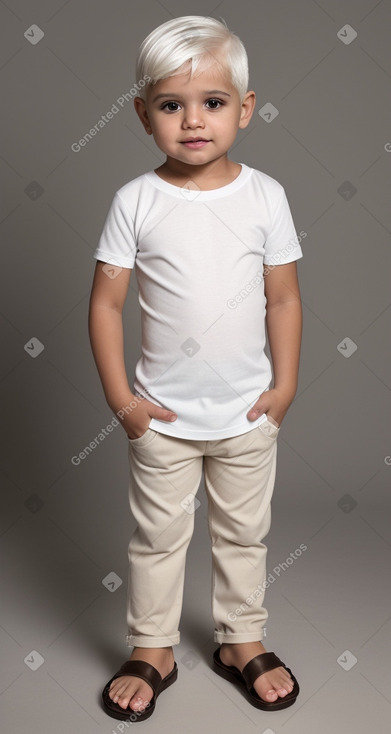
left=242, top=652, right=284, bottom=690
left=113, top=660, right=162, bottom=695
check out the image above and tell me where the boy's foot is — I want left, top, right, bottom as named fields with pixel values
left=108, top=646, right=175, bottom=712
left=219, top=641, right=294, bottom=703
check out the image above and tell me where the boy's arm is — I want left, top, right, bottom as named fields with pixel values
left=247, top=261, right=302, bottom=426
left=88, top=261, right=177, bottom=437
left=88, top=262, right=135, bottom=412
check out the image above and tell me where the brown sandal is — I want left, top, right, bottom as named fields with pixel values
left=213, top=646, right=299, bottom=711
left=101, top=658, right=178, bottom=721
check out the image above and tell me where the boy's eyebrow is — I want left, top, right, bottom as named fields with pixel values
left=152, top=90, right=231, bottom=102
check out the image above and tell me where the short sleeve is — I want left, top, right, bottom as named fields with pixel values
left=93, top=191, right=137, bottom=269
left=264, top=187, right=303, bottom=266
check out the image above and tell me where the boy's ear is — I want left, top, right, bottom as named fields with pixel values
left=134, top=97, right=153, bottom=135
left=239, top=90, right=256, bottom=129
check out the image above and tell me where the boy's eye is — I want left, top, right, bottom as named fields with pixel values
left=160, top=98, right=224, bottom=112
left=161, top=102, right=180, bottom=112
left=205, top=98, right=223, bottom=109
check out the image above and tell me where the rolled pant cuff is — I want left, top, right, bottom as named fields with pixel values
left=214, top=630, right=265, bottom=644
left=126, top=632, right=180, bottom=647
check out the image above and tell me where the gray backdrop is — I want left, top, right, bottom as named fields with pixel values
left=1, top=1, right=390, bottom=732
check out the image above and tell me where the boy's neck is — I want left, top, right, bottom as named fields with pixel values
left=154, top=156, right=242, bottom=190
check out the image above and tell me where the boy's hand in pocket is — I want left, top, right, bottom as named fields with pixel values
left=118, top=395, right=177, bottom=440
left=247, top=388, right=295, bottom=427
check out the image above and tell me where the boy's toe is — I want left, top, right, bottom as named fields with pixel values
left=108, top=676, right=153, bottom=711
left=253, top=668, right=293, bottom=702
left=264, top=688, right=278, bottom=701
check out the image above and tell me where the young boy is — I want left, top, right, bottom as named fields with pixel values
left=89, top=15, right=303, bottom=722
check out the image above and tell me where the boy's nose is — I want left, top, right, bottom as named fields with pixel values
left=182, top=106, right=205, bottom=127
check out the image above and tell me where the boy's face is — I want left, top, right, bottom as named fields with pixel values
left=134, top=58, right=255, bottom=169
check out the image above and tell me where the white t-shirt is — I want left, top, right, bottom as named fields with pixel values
left=93, top=163, right=303, bottom=440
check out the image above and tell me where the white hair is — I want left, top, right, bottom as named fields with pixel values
left=135, top=15, right=249, bottom=103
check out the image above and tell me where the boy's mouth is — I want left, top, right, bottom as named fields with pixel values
left=181, top=138, right=210, bottom=149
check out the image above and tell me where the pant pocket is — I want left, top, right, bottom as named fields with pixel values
left=258, top=417, right=280, bottom=439
left=127, top=428, right=159, bottom=449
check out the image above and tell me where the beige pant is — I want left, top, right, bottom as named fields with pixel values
left=125, top=419, right=280, bottom=648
